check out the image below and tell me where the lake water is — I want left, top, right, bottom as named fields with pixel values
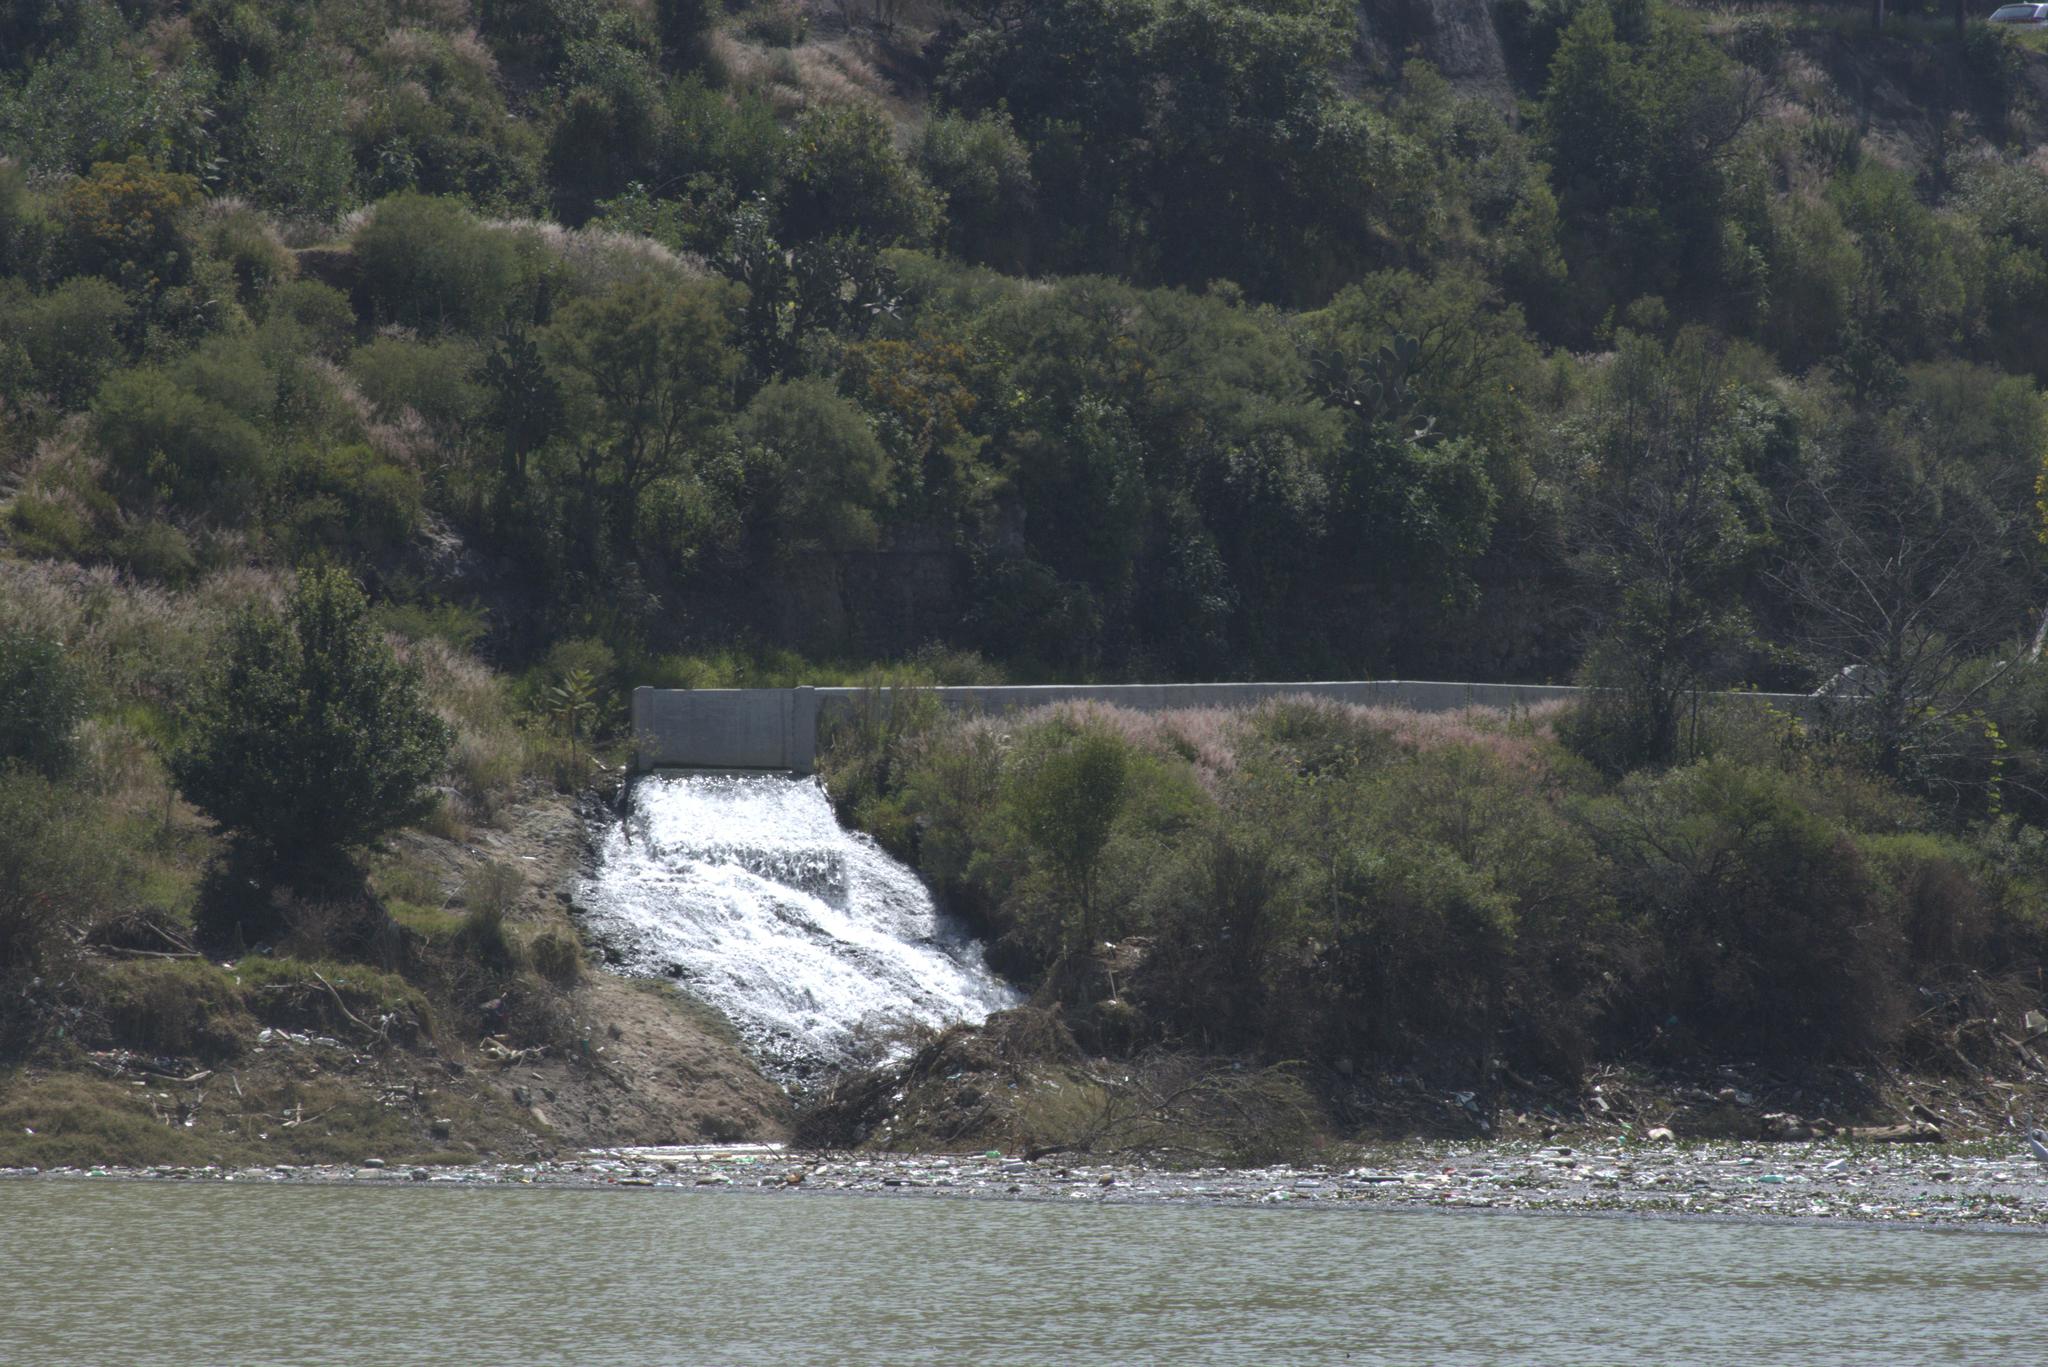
left=3, top=1182, right=2040, bottom=1365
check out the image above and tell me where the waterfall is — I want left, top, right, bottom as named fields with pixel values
left=576, top=772, right=1019, bottom=1084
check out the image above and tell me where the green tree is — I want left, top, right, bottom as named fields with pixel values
left=223, top=57, right=356, bottom=219
left=56, top=156, right=202, bottom=296
left=655, top=0, right=717, bottom=69
left=1772, top=374, right=2044, bottom=786
left=717, top=204, right=900, bottom=384
left=1538, top=1, right=1757, bottom=330
left=545, top=280, right=740, bottom=547
left=917, top=111, right=1037, bottom=273
left=0, top=3, right=212, bottom=175
left=171, top=567, right=453, bottom=878
left=0, top=158, right=50, bottom=280
left=545, top=40, right=663, bottom=225
left=776, top=105, right=943, bottom=247
left=736, top=378, right=893, bottom=553
left=936, top=0, right=1425, bottom=300
left=1005, top=727, right=1130, bottom=954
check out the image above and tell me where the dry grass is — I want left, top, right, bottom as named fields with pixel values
left=708, top=31, right=890, bottom=114
left=401, top=637, right=538, bottom=822
left=0, top=559, right=285, bottom=702
left=1350, top=701, right=1567, bottom=771
left=484, top=219, right=712, bottom=296
left=0, top=1066, right=488, bottom=1169
left=954, top=696, right=1568, bottom=789
left=0, top=558, right=561, bottom=830
left=310, top=355, right=444, bottom=467
left=398, top=636, right=596, bottom=821
left=388, top=0, right=472, bottom=30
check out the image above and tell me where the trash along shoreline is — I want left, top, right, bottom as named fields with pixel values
left=6, top=1139, right=2048, bottom=1232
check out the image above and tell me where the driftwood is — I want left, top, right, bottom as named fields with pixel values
left=310, top=968, right=386, bottom=1042
left=1845, top=1122, right=1944, bottom=1144
left=86, top=1053, right=214, bottom=1085
left=481, top=1037, right=549, bottom=1065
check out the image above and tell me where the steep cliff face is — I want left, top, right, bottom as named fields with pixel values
left=1349, top=0, right=1510, bottom=95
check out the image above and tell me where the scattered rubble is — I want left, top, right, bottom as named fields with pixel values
left=5, top=1137, right=2046, bottom=1228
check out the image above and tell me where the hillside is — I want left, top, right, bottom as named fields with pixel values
left=4, top=0, right=2048, bottom=1161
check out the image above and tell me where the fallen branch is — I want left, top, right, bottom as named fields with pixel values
left=84, top=1052, right=214, bottom=1085
left=1846, top=1122, right=1943, bottom=1144
left=311, top=969, right=386, bottom=1042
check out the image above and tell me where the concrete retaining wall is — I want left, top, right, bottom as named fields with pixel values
left=631, top=685, right=821, bottom=774
left=631, top=681, right=1811, bottom=773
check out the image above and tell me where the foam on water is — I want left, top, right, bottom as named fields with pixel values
left=577, top=771, right=1018, bottom=1082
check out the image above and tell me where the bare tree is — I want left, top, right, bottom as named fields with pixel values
left=1770, top=418, right=2041, bottom=790
left=1567, top=327, right=1767, bottom=768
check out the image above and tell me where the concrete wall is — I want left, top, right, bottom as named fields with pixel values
left=632, top=685, right=820, bottom=773
left=632, top=681, right=1812, bottom=773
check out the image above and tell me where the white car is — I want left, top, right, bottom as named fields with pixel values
left=1990, top=3, right=2048, bottom=22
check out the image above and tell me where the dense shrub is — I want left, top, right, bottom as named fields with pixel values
left=348, top=336, right=485, bottom=432
left=527, top=929, right=585, bottom=986
left=56, top=158, right=201, bottom=295
left=172, top=567, right=453, bottom=881
left=94, top=368, right=272, bottom=514
left=0, top=159, right=50, bottom=279
left=110, top=520, right=201, bottom=586
left=1581, top=759, right=1904, bottom=1060
left=0, top=626, right=87, bottom=776
left=353, top=194, right=518, bottom=333
left=278, top=443, right=425, bottom=560
left=258, top=278, right=351, bottom=353
left=831, top=700, right=2007, bottom=1078
left=0, top=770, right=128, bottom=1045
left=2, top=277, right=129, bottom=408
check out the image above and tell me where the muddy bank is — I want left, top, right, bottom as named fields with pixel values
left=7, top=1138, right=2047, bottom=1231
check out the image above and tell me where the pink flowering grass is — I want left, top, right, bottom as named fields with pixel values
left=950, top=693, right=1569, bottom=791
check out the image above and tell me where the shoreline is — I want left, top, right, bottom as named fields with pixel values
left=8, top=1138, right=2047, bottom=1234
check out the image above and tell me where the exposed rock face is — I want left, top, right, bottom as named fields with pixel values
left=1349, top=0, right=1510, bottom=99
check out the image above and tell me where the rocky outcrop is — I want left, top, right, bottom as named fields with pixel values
left=1349, top=0, right=1510, bottom=101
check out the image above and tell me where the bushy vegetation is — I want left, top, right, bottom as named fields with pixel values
left=171, top=566, right=452, bottom=883
left=825, top=697, right=2048, bottom=1079
left=3, top=0, right=2048, bottom=1107
left=1, top=0, right=2041, bottom=694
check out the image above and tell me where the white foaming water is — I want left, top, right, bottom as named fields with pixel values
left=577, top=771, right=1018, bottom=1082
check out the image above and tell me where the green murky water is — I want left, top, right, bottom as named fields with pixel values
left=3, top=1182, right=2040, bottom=1365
